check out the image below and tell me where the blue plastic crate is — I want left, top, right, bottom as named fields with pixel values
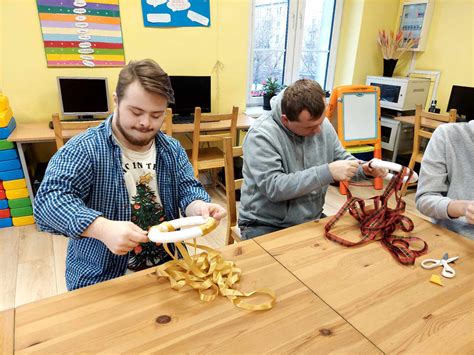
left=0, top=169, right=24, bottom=181
left=0, top=117, right=16, bottom=139
left=0, top=200, right=8, bottom=209
left=0, top=158, right=21, bottom=172
left=0, top=148, right=18, bottom=161
left=0, top=217, right=12, bottom=228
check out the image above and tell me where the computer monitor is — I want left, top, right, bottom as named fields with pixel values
left=57, top=77, right=110, bottom=118
left=169, top=76, right=211, bottom=117
left=447, top=85, right=473, bottom=122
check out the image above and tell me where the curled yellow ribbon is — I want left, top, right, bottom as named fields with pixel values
left=156, top=241, right=276, bottom=311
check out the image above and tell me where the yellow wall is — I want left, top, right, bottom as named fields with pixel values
left=2, top=0, right=472, bottom=121
left=1, top=0, right=250, bottom=123
left=333, top=0, right=365, bottom=86
left=334, top=0, right=473, bottom=111
left=352, top=0, right=400, bottom=85
left=334, top=0, right=400, bottom=87
left=396, top=0, right=474, bottom=111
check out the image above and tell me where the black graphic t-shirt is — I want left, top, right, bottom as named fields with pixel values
left=114, top=136, right=173, bottom=271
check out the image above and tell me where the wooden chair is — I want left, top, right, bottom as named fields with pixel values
left=52, top=113, right=104, bottom=150
left=222, top=136, right=243, bottom=245
left=53, top=108, right=173, bottom=150
left=187, top=106, right=239, bottom=183
left=400, top=104, right=457, bottom=196
left=163, top=108, right=173, bottom=136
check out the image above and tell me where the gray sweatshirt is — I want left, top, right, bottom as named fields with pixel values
left=415, top=120, right=474, bottom=239
left=238, top=90, right=366, bottom=229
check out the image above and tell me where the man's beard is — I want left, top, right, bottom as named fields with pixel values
left=115, top=109, right=155, bottom=147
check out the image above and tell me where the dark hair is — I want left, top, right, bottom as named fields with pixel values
left=281, top=79, right=325, bottom=121
left=116, top=59, right=175, bottom=104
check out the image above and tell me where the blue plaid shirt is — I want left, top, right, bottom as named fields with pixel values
left=34, top=118, right=210, bottom=290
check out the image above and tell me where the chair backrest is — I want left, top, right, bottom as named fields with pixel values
left=163, top=108, right=173, bottom=136
left=190, top=106, right=239, bottom=174
left=52, top=113, right=104, bottom=150
left=400, top=104, right=457, bottom=196
left=53, top=108, right=173, bottom=150
left=412, top=104, right=457, bottom=162
left=223, top=136, right=243, bottom=245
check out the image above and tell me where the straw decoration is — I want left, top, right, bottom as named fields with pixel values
left=377, top=29, right=419, bottom=59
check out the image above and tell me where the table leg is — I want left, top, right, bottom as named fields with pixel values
left=16, top=142, right=35, bottom=206
left=391, top=123, right=401, bottom=163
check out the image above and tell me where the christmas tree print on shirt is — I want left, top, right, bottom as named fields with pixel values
left=128, top=173, right=170, bottom=271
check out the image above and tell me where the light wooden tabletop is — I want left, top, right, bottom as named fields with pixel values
left=255, top=212, right=474, bottom=354
left=13, top=240, right=380, bottom=353
left=171, top=113, right=254, bottom=134
left=0, top=309, right=14, bottom=354
left=7, top=114, right=254, bottom=143
left=395, top=115, right=444, bottom=130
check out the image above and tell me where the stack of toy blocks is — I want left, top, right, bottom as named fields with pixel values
left=0, top=93, right=34, bottom=228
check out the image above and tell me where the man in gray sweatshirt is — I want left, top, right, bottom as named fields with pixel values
left=238, top=79, right=386, bottom=239
left=415, top=120, right=474, bottom=239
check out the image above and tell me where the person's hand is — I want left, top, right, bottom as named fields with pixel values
left=328, top=160, right=360, bottom=181
left=464, top=201, right=474, bottom=224
left=362, top=160, right=388, bottom=178
left=83, top=217, right=149, bottom=255
left=186, top=200, right=227, bottom=220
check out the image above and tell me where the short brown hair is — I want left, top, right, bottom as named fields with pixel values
left=116, top=59, right=175, bottom=104
left=281, top=79, right=325, bottom=121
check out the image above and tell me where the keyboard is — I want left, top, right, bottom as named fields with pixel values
left=172, top=115, right=194, bottom=124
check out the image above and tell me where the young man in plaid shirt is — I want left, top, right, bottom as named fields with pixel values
left=34, top=59, right=226, bottom=290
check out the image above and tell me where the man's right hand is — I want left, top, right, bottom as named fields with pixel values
left=464, top=201, right=474, bottom=224
left=82, top=217, right=149, bottom=255
left=328, top=160, right=360, bottom=182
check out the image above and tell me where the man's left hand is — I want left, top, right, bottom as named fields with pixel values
left=362, top=160, right=388, bottom=178
left=186, top=200, right=227, bottom=220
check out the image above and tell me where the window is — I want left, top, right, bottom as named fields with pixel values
left=248, top=0, right=343, bottom=105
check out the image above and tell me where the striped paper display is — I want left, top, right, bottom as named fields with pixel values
left=37, top=0, right=125, bottom=67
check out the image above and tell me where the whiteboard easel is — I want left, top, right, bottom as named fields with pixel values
left=342, top=92, right=378, bottom=142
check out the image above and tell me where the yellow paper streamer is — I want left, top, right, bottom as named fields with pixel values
left=430, top=274, right=444, bottom=286
left=156, top=240, right=276, bottom=311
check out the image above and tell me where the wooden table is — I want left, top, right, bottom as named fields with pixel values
left=0, top=309, right=14, bottom=354
left=255, top=212, right=474, bottom=353
left=12, top=240, right=379, bottom=353
left=7, top=114, right=254, bottom=143
left=386, top=116, right=450, bottom=163
left=7, top=214, right=473, bottom=353
left=170, top=113, right=254, bottom=134
left=395, top=115, right=444, bottom=130
left=7, top=114, right=254, bottom=204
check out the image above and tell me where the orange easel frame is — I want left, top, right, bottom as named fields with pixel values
left=327, top=85, right=383, bottom=194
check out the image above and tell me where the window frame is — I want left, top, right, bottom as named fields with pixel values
left=247, top=0, right=344, bottom=107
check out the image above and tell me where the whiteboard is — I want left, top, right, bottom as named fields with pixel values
left=342, top=92, right=377, bottom=141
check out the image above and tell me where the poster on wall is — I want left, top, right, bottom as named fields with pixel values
left=141, top=0, right=210, bottom=27
left=36, top=0, right=126, bottom=67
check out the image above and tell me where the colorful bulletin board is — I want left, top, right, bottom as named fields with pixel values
left=36, top=0, right=126, bottom=67
left=142, top=0, right=210, bottom=27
